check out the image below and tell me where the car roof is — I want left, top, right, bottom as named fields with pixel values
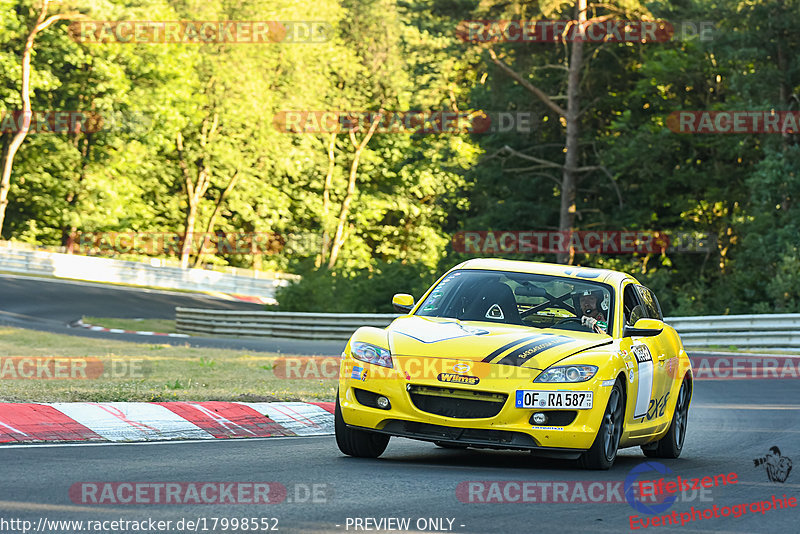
left=451, top=258, right=639, bottom=288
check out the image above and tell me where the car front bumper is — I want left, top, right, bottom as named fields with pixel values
left=338, top=357, right=613, bottom=453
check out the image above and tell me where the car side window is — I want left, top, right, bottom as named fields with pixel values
left=635, top=285, right=663, bottom=321
left=623, top=285, right=644, bottom=326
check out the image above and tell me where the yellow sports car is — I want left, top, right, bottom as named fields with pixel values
left=335, top=258, right=692, bottom=469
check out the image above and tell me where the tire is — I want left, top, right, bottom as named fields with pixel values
left=334, top=391, right=390, bottom=458
left=579, top=380, right=625, bottom=470
left=642, top=378, right=691, bottom=459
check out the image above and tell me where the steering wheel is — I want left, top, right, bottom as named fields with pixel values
left=554, top=317, right=584, bottom=326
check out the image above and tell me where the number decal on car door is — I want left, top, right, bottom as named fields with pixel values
left=631, top=344, right=654, bottom=418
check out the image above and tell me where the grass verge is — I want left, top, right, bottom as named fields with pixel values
left=0, top=326, right=336, bottom=403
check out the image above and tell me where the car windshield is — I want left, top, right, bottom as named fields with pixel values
left=415, top=269, right=613, bottom=335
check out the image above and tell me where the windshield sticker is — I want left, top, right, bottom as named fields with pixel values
left=563, top=268, right=603, bottom=279
left=422, top=290, right=443, bottom=311
left=485, top=304, right=504, bottom=320
left=491, top=335, right=574, bottom=367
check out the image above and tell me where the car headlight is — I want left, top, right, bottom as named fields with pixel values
left=351, top=342, right=393, bottom=369
left=534, top=364, right=597, bottom=383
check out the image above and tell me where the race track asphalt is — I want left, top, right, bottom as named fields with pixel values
left=1, top=380, right=798, bottom=533
left=0, top=274, right=344, bottom=355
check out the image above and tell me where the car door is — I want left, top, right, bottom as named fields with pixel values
left=633, top=284, right=674, bottom=423
left=620, top=283, right=670, bottom=429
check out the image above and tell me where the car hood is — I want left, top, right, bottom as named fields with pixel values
left=386, top=315, right=611, bottom=370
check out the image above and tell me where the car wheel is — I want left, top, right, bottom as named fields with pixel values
left=334, top=391, right=390, bottom=458
left=579, top=380, right=624, bottom=470
left=642, top=378, right=691, bottom=459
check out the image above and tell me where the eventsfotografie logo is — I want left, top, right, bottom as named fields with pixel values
left=624, top=462, right=734, bottom=515
left=753, top=446, right=793, bottom=483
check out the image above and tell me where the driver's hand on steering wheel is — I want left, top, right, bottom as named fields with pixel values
left=581, top=315, right=607, bottom=334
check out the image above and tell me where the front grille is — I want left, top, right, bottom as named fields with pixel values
left=407, top=385, right=507, bottom=419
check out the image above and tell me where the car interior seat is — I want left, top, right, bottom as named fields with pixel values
left=459, top=281, right=521, bottom=324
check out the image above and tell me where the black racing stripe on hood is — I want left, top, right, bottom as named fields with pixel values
left=480, top=334, right=544, bottom=363
left=492, top=335, right=575, bottom=367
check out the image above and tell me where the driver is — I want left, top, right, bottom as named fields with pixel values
left=579, top=290, right=606, bottom=322
left=578, top=290, right=607, bottom=333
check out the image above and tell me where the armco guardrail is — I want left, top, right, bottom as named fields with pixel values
left=664, top=314, right=800, bottom=348
left=175, top=309, right=800, bottom=348
left=175, top=308, right=398, bottom=340
left=0, top=242, right=297, bottom=301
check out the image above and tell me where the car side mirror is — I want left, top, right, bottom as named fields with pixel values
left=392, top=293, right=414, bottom=313
left=623, top=318, right=664, bottom=338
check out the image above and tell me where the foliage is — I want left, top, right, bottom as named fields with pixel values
left=275, top=260, right=438, bottom=313
left=1, top=0, right=798, bottom=315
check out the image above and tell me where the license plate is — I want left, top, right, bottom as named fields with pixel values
left=515, top=390, right=593, bottom=409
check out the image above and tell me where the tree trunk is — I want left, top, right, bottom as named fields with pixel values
left=191, top=170, right=239, bottom=268
left=327, top=142, right=364, bottom=269
left=316, top=133, right=337, bottom=268
left=0, top=1, right=82, bottom=237
left=176, top=130, right=212, bottom=269
left=182, top=202, right=199, bottom=268
left=557, top=0, right=586, bottom=265
left=327, top=114, right=383, bottom=269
